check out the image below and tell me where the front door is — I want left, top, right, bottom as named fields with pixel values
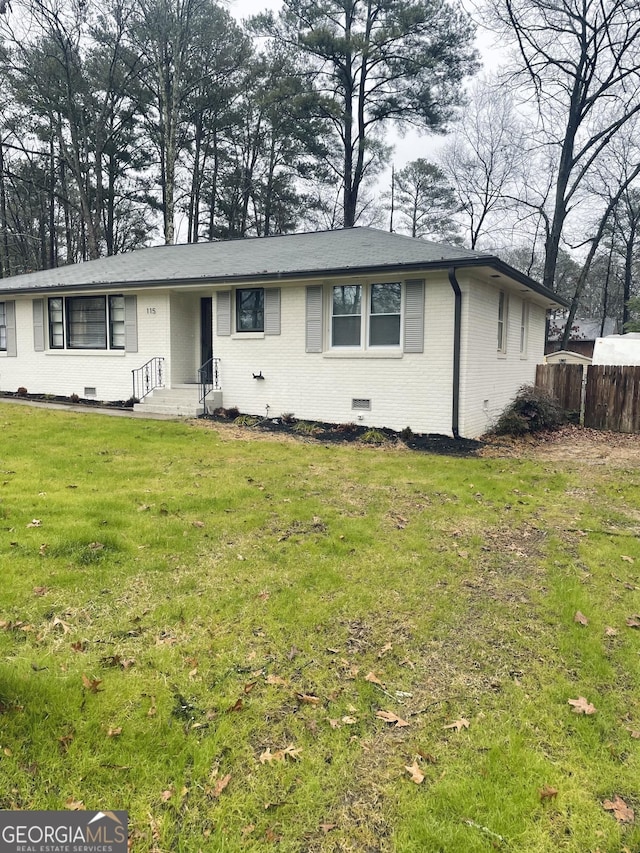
left=200, top=297, right=213, bottom=382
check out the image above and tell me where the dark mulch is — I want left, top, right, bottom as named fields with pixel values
left=0, top=391, right=134, bottom=409
left=206, top=411, right=483, bottom=457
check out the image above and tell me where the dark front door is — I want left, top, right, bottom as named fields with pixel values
left=200, top=297, right=213, bottom=381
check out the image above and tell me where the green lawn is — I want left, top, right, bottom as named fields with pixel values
left=0, top=404, right=639, bottom=852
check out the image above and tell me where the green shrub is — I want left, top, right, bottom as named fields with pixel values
left=492, top=384, right=566, bottom=436
left=361, top=428, right=389, bottom=444
left=293, top=421, right=323, bottom=436
left=234, top=414, right=260, bottom=427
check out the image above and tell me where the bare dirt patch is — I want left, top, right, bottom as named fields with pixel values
left=480, top=424, right=640, bottom=467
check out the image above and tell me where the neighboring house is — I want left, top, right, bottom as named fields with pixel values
left=0, top=227, right=565, bottom=438
left=592, top=333, right=640, bottom=366
left=546, top=316, right=618, bottom=359
left=545, top=350, right=592, bottom=366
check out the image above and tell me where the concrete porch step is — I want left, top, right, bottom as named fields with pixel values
left=133, top=384, right=203, bottom=417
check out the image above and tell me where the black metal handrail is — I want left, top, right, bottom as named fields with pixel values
left=198, top=357, right=221, bottom=405
left=132, top=357, right=165, bottom=402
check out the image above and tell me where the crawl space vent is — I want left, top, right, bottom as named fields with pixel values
left=84, top=387, right=97, bottom=397
left=351, top=398, right=371, bottom=411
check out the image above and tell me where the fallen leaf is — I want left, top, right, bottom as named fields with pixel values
left=106, top=726, right=122, bottom=737
left=377, top=642, right=393, bottom=658
left=568, top=697, right=597, bottom=715
left=417, top=749, right=437, bottom=763
left=444, top=718, right=470, bottom=732
left=376, top=710, right=409, bottom=728
left=192, top=520, right=205, bottom=528
left=259, top=744, right=302, bottom=763
left=328, top=718, right=340, bottom=729
left=365, top=671, right=383, bottom=685
left=264, top=827, right=282, bottom=843
left=52, top=617, right=72, bottom=634
left=621, top=555, right=635, bottom=563
left=160, top=789, right=173, bottom=802
left=88, top=541, right=104, bottom=551
left=258, top=590, right=270, bottom=601
left=341, top=716, right=357, bottom=725
left=603, top=795, right=634, bottom=823
left=27, top=519, right=42, bottom=528
left=405, top=761, right=425, bottom=784
left=604, top=626, right=618, bottom=637
left=81, top=674, right=103, bottom=693
left=244, top=681, right=257, bottom=694
left=58, top=734, right=74, bottom=752
left=65, top=799, right=84, bottom=811
left=574, top=611, right=589, bottom=626
left=625, top=615, right=640, bottom=628
left=539, top=784, right=558, bottom=801
left=147, top=696, right=157, bottom=717
left=625, top=728, right=640, bottom=739
left=3, top=747, right=12, bottom=756
left=319, top=823, right=337, bottom=833
left=228, top=697, right=244, bottom=712
left=33, top=585, right=48, bottom=595
left=265, top=674, right=288, bottom=686
left=212, top=773, right=231, bottom=798
left=287, top=646, right=299, bottom=660
left=296, top=693, right=321, bottom=705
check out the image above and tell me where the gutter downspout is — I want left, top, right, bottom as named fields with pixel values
left=447, top=267, right=461, bottom=440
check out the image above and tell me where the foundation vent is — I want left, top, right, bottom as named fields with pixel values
left=351, top=398, right=371, bottom=411
left=84, top=387, right=97, bottom=397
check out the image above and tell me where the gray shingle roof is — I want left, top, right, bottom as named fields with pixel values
left=0, top=226, right=565, bottom=305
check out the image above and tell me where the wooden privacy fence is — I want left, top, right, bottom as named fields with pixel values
left=535, top=363, right=584, bottom=414
left=535, top=363, right=640, bottom=433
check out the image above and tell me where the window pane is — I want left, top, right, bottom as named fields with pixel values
left=332, top=315, right=361, bottom=346
left=109, top=295, right=125, bottom=349
left=370, top=315, right=401, bottom=346
left=67, top=296, right=107, bottom=349
left=49, top=297, right=64, bottom=348
left=237, top=288, right=264, bottom=332
left=332, top=285, right=361, bottom=316
left=371, top=282, right=401, bottom=314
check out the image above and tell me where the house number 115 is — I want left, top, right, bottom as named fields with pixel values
left=146, top=307, right=157, bottom=315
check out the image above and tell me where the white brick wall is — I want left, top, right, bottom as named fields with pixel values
left=214, top=277, right=456, bottom=435
left=458, top=274, right=546, bottom=438
left=0, top=290, right=171, bottom=401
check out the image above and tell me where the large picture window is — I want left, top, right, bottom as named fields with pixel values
left=48, top=295, right=126, bottom=350
left=236, top=288, right=264, bottom=332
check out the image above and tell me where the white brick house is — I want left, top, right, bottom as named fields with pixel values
left=0, top=228, right=565, bottom=438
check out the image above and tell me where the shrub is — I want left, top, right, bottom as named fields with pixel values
left=280, top=412, right=296, bottom=425
left=70, top=393, right=80, bottom=403
left=492, top=385, right=566, bottom=436
left=234, top=414, right=260, bottom=427
left=361, top=428, right=388, bottom=445
left=400, top=426, right=413, bottom=442
left=293, top=421, right=324, bottom=436
left=16, top=386, right=28, bottom=397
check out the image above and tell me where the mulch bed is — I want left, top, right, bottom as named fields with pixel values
left=204, top=411, right=484, bottom=457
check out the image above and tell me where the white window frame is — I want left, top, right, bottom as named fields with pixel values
left=520, top=301, right=529, bottom=357
left=497, top=291, right=508, bottom=354
left=330, top=281, right=403, bottom=351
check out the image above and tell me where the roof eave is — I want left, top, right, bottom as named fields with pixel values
left=0, top=255, right=569, bottom=306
